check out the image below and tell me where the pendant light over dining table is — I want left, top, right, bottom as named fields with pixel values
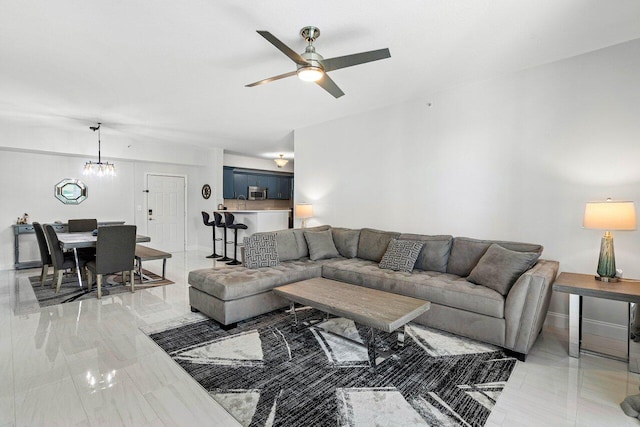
left=83, top=122, right=116, bottom=177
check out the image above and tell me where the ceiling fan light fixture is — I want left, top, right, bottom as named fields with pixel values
left=274, top=154, right=288, bottom=168
left=297, top=66, right=324, bottom=82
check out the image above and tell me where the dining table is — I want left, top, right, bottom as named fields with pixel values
left=56, top=231, right=151, bottom=287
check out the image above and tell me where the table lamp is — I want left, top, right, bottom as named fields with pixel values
left=583, top=199, right=636, bottom=282
left=295, top=203, right=313, bottom=228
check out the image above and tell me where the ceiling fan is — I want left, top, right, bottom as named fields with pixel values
left=245, top=26, right=391, bottom=98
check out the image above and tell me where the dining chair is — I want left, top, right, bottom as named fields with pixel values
left=44, top=224, right=86, bottom=293
left=68, top=218, right=98, bottom=258
left=33, top=222, right=52, bottom=285
left=68, top=218, right=98, bottom=232
left=86, top=225, right=137, bottom=299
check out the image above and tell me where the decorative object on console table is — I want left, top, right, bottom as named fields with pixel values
left=16, top=213, right=29, bottom=224
left=583, top=199, right=636, bottom=282
left=295, top=203, right=313, bottom=228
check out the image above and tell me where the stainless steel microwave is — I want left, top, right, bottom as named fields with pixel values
left=248, top=186, right=267, bottom=200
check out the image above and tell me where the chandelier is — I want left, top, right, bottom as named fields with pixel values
left=274, top=154, right=288, bottom=168
left=84, top=123, right=116, bottom=177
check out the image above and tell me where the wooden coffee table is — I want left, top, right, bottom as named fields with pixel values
left=274, top=277, right=431, bottom=367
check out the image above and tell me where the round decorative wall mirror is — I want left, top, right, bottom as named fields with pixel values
left=55, top=179, right=88, bottom=204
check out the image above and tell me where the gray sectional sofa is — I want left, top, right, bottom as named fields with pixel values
left=188, top=225, right=559, bottom=358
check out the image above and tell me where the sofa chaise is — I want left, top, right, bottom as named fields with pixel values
left=188, top=226, right=559, bottom=359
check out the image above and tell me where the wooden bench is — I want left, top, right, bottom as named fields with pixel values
left=135, top=245, right=172, bottom=283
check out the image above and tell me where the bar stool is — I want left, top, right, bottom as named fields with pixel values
left=202, top=212, right=221, bottom=259
left=214, top=212, right=232, bottom=262
left=224, top=212, right=247, bottom=266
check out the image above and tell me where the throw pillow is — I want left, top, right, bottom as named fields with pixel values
left=304, top=229, right=340, bottom=261
left=467, top=243, right=541, bottom=295
left=243, top=234, right=279, bottom=269
left=332, top=228, right=360, bottom=258
left=357, top=228, right=401, bottom=262
left=399, top=233, right=453, bottom=273
left=379, top=239, right=425, bottom=273
left=447, top=237, right=543, bottom=277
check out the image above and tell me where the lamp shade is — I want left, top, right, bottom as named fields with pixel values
left=295, top=203, right=313, bottom=219
left=583, top=200, right=637, bottom=230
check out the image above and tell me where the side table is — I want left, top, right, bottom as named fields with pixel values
left=553, top=272, right=640, bottom=373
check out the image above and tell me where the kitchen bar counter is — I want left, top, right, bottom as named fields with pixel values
left=214, top=210, right=289, bottom=239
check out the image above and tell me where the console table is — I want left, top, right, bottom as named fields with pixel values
left=12, top=221, right=125, bottom=269
left=553, top=272, right=640, bottom=373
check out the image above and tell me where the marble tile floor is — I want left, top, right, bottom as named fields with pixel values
left=0, top=250, right=638, bottom=426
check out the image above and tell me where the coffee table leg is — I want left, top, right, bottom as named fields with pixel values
left=397, top=325, right=405, bottom=349
left=289, top=302, right=298, bottom=327
left=367, top=327, right=378, bottom=368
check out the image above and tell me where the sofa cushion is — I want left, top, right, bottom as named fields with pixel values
left=255, top=225, right=331, bottom=262
left=189, top=258, right=340, bottom=301
left=467, top=244, right=541, bottom=295
left=447, top=237, right=543, bottom=277
left=399, top=234, right=453, bottom=273
left=304, top=229, right=340, bottom=261
left=322, top=258, right=505, bottom=318
left=379, top=239, right=424, bottom=272
left=243, top=234, right=279, bottom=269
left=331, top=227, right=360, bottom=258
left=357, top=228, right=400, bottom=262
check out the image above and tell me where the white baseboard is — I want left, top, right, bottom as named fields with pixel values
left=545, top=310, right=627, bottom=342
left=545, top=311, right=569, bottom=329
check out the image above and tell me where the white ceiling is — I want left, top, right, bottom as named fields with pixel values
left=1, top=1, right=640, bottom=159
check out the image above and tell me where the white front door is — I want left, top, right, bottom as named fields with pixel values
left=147, top=174, right=186, bottom=252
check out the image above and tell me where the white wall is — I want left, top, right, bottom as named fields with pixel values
left=0, top=119, right=225, bottom=269
left=294, top=39, right=640, bottom=337
left=224, top=152, right=294, bottom=173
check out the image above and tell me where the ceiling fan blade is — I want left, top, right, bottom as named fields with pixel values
left=245, top=70, right=298, bottom=87
left=257, top=31, right=308, bottom=66
left=315, top=74, right=345, bottom=98
left=321, top=48, right=391, bottom=72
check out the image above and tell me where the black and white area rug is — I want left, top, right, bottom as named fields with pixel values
left=29, top=270, right=174, bottom=307
left=144, top=308, right=516, bottom=426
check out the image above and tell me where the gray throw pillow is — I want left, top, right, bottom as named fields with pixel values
left=357, top=228, right=401, bottom=262
left=399, top=233, right=453, bottom=273
left=243, top=234, right=279, bottom=269
left=467, top=244, right=540, bottom=295
left=304, top=229, right=340, bottom=261
left=379, top=239, right=425, bottom=273
left=447, top=237, right=543, bottom=277
left=332, top=228, right=360, bottom=258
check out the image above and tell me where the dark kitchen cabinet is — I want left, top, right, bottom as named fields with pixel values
left=223, top=167, right=235, bottom=199
left=246, top=174, right=259, bottom=187
left=266, top=176, right=292, bottom=199
left=257, top=175, right=269, bottom=189
left=278, top=176, right=291, bottom=200
left=222, top=167, right=293, bottom=200
left=233, top=173, right=248, bottom=199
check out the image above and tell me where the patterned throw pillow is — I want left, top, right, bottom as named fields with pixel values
left=243, top=234, right=279, bottom=269
left=379, top=239, right=425, bottom=273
